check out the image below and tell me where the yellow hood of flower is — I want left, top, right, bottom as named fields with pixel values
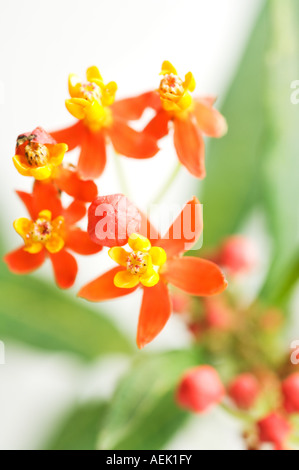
left=13, top=210, right=65, bottom=254
left=159, top=60, right=196, bottom=116
left=108, top=233, right=167, bottom=288
left=66, top=66, right=117, bottom=131
left=13, top=143, right=68, bottom=181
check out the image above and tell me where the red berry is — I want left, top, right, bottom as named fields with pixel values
left=258, top=413, right=291, bottom=448
left=88, top=194, right=141, bottom=247
left=229, top=373, right=260, bottom=410
left=218, top=235, right=257, bottom=275
left=176, top=366, right=225, bottom=413
left=282, top=373, right=299, bottom=413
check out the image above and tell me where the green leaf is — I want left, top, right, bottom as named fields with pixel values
left=200, top=3, right=269, bottom=248
left=0, top=262, right=132, bottom=360
left=259, top=0, right=299, bottom=304
left=98, top=349, right=202, bottom=450
left=46, top=401, right=107, bottom=450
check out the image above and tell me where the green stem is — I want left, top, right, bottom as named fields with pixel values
left=114, top=153, right=131, bottom=197
left=151, top=162, right=182, bottom=205
left=220, top=403, right=254, bottom=423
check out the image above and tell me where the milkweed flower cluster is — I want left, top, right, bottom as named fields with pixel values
left=79, top=196, right=227, bottom=348
left=4, top=63, right=227, bottom=348
left=113, top=61, right=228, bottom=178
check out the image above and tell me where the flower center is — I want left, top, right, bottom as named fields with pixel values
left=25, top=142, right=49, bottom=167
left=127, top=251, right=148, bottom=275
left=80, top=82, right=101, bottom=102
left=159, top=73, right=184, bottom=97
left=30, top=218, right=53, bottom=243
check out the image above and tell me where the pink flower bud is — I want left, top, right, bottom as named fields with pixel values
left=176, top=366, right=225, bottom=413
left=187, top=322, right=204, bottom=339
left=218, top=235, right=258, bottom=275
left=204, top=298, right=233, bottom=331
left=171, top=292, right=191, bottom=314
left=229, top=373, right=260, bottom=409
left=282, top=373, right=299, bottom=413
left=88, top=194, right=141, bottom=247
left=259, top=309, right=284, bottom=332
left=258, top=413, right=291, bottom=448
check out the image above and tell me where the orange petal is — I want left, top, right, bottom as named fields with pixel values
left=78, top=267, right=138, bottom=302
left=50, top=122, right=84, bottom=151
left=16, top=190, right=36, bottom=219
left=144, top=109, right=170, bottom=140
left=111, top=91, right=161, bottom=120
left=136, top=281, right=172, bottom=349
left=49, top=249, right=78, bottom=289
left=63, top=200, right=86, bottom=225
left=162, top=257, right=227, bottom=296
left=78, top=129, right=107, bottom=179
left=173, top=116, right=206, bottom=178
left=54, top=166, right=98, bottom=202
left=157, top=197, right=203, bottom=257
left=67, top=229, right=103, bottom=255
left=108, top=118, right=159, bottom=159
left=197, top=95, right=217, bottom=107
left=194, top=99, right=228, bottom=137
left=4, top=246, right=46, bottom=274
left=33, top=181, right=63, bottom=218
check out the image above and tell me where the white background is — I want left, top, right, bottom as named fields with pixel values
left=0, top=0, right=262, bottom=450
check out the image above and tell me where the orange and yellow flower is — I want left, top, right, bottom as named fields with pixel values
left=78, top=197, right=227, bottom=348
left=13, top=127, right=98, bottom=202
left=66, top=66, right=116, bottom=132
left=108, top=233, right=167, bottom=289
left=112, top=60, right=228, bottom=178
left=52, top=66, right=159, bottom=180
left=13, top=127, right=68, bottom=181
left=158, top=60, right=196, bottom=116
left=4, top=183, right=102, bottom=289
left=13, top=210, right=65, bottom=255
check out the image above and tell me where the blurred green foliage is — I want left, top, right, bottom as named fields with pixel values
left=201, top=2, right=269, bottom=248
left=46, top=401, right=107, bottom=450
left=0, top=232, right=132, bottom=359
left=258, top=0, right=299, bottom=305
left=43, top=350, right=201, bottom=450
left=201, top=0, right=299, bottom=308
left=97, top=350, right=201, bottom=450
left=0, top=265, right=133, bottom=360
